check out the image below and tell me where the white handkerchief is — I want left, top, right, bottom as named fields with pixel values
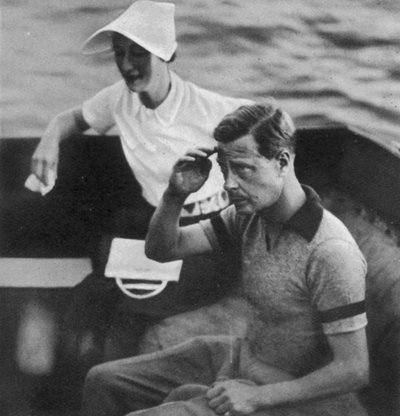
left=24, top=170, right=56, bottom=196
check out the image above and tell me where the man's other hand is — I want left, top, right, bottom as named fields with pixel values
left=206, top=379, right=262, bottom=416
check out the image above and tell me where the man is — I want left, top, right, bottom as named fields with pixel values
left=81, top=101, right=369, bottom=415
left=30, top=1, right=251, bottom=359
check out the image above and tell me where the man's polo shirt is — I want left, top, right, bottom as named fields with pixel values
left=82, top=71, right=252, bottom=208
left=200, top=186, right=367, bottom=377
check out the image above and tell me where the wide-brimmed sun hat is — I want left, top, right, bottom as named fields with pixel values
left=81, top=1, right=177, bottom=61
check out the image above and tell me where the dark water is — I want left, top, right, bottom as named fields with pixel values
left=2, top=0, right=400, bottom=149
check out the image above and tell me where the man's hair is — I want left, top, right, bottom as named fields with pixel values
left=213, top=100, right=297, bottom=159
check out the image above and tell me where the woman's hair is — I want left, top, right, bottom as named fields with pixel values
left=213, top=99, right=297, bottom=159
left=111, top=32, right=177, bottom=63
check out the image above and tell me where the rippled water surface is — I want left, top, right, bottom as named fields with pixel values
left=2, top=0, right=400, bottom=145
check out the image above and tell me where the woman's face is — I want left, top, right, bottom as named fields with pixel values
left=112, top=33, right=162, bottom=93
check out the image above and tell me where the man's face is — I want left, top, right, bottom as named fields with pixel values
left=112, top=34, right=160, bottom=93
left=217, top=134, right=284, bottom=215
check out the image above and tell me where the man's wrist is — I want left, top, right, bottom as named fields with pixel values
left=256, top=381, right=299, bottom=408
left=164, top=186, right=189, bottom=205
left=254, top=383, right=280, bottom=409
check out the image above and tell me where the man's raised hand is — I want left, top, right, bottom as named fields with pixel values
left=168, top=147, right=216, bottom=197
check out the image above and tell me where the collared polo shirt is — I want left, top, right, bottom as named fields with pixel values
left=200, top=186, right=368, bottom=376
left=82, top=71, right=252, bottom=208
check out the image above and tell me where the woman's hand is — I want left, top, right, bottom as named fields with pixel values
left=31, top=124, right=61, bottom=185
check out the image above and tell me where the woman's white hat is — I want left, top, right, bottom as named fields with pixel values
left=81, top=1, right=177, bottom=61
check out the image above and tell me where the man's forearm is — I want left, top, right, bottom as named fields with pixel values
left=255, top=358, right=369, bottom=409
left=145, top=187, right=188, bottom=262
left=146, top=147, right=215, bottom=261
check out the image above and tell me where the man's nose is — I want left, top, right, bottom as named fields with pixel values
left=223, top=172, right=238, bottom=191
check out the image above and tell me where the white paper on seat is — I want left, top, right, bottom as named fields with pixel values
left=105, top=238, right=182, bottom=282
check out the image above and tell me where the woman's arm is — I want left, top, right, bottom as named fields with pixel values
left=31, top=105, right=89, bottom=185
